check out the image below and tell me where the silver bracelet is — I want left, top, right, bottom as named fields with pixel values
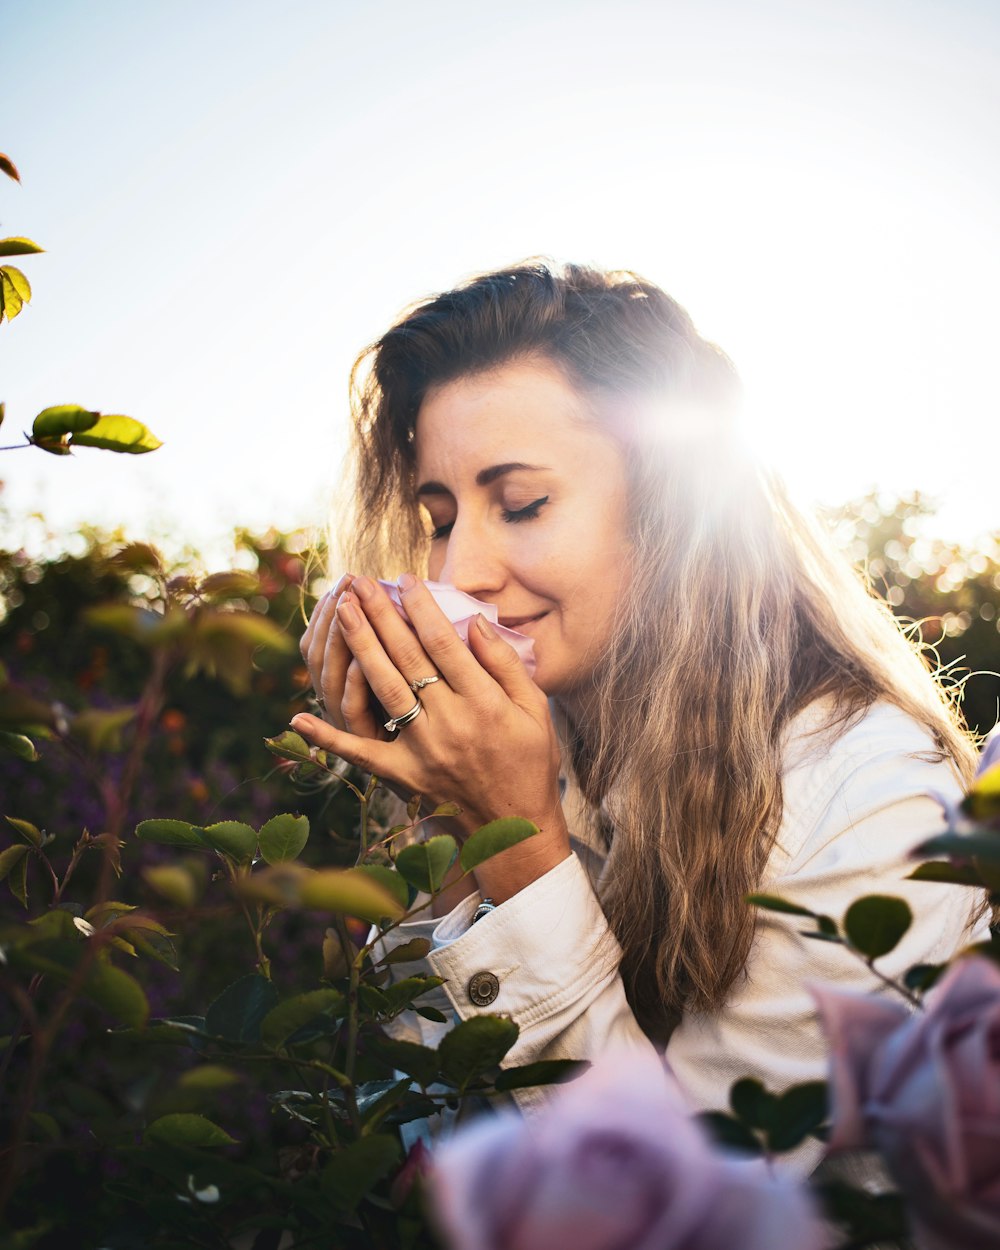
left=472, top=897, right=496, bottom=924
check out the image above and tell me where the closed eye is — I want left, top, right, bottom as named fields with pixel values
left=502, top=496, right=549, bottom=523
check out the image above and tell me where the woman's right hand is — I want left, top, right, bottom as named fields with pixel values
left=300, top=573, right=385, bottom=741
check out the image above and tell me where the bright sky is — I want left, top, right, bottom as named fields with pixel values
left=2, top=0, right=998, bottom=567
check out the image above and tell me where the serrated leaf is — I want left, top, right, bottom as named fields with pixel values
left=0, top=237, right=42, bottom=256
left=0, top=269, right=24, bottom=319
left=264, top=730, right=313, bottom=763
left=368, top=1037, right=439, bottom=1086
left=380, top=937, right=431, bottom=964
left=0, top=732, right=38, bottom=762
left=844, top=895, right=912, bottom=960
left=258, top=813, right=309, bottom=864
left=1, top=265, right=30, bottom=300
left=260, top=989, right=346, bottom=1049
left=432, top=801, right=463, bottom=818
left=460, top=818, right=538, bottom=873
left=438, top=1015, right=518, bottom=1090
left=395, top=835, right=457, bottom=894
left=745, top=893, right=817, bottom=918
left=135, top=819, right=206, bottom=849
left=494, top=1058, right=589, bottom=1091
left=205, top=975, right=279, bottom=1043
left=71, top=413, right=162, bottom=454
left=145, top=1113, right=237, bottom=1148
left=355, top=863, right=410, bottom=911
left=5, top=816, right=42, bottom=847
left=321, top=1134, right=401, bottom=1212
left=32, top=405, right=99, bottom=439
left=201, top=820, right=257, bottom=863
left=0, top=843, right=29, bottom=881
left=111, top=542, right=162, bottom=573
left=380, top=975, right=446, bottom=1016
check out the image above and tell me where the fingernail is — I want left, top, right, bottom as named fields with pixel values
left=398, top=572, right=417, bottom=591
left=338, top=599, right=360, bottom=629
left=476, top=612, right=497, bottom=640
left=352, top=575, right=374, bottom=600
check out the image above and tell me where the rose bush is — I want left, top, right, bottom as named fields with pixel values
left=431, top=1049, right=825, bottom=1250
left=813, top=956, right=1000, bottom=1250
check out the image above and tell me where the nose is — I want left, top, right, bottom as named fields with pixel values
left=435, top=514, right=506, bottom=599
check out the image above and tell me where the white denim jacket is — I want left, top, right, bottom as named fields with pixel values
left=374, top=698, right=982, bottom=1174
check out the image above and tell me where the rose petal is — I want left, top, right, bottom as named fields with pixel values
left=809, top=982, right=909, bottom=1150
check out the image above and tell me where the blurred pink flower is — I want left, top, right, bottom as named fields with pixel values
left=378, top=579, right=536, bottom=677
left=813, top=956, right=1000, bottom=1250
left=431, top=1052, right=824, bottom=1250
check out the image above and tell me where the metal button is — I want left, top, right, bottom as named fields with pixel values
left=468, top=970, right=500, bottom=1007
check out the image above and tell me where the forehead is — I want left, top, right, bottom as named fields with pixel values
left=414, top=358, right=596, bottom=477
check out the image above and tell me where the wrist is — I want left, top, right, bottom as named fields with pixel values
left=471, top=809, right=571, bottom=905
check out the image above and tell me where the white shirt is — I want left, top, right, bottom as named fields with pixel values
left=375, top=698, right=982, bottom=1173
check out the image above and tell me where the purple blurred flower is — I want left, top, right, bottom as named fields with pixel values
left=813, top=957, right=1000, bottom=1250
left=431, top=1051, right=824, bottom=1250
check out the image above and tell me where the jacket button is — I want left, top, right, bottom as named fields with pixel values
left=468, top=971, right=500, bottom=1006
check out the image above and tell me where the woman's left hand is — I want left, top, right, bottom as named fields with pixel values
left=290, top=574, right=570, bottom=902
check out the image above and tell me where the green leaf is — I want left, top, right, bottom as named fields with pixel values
left=460, top=818, right=538, bottom=873
left=494, top=1058, right=589, bottom=1091
left=380, top=975, right=446, bottom=1016
left=380, top=937, right=431, bottom=964
left=201, top=820, right=257, bottom=863
left=844, top=895, right=912, bottom=960
left=745, top=893, right=817, bottom=918
left=729, top=1077, right=776, bottom=1130
left=0, top=843, right=29, bottom=881
left=71, top=413, right=162, bottom=454
left=903, top=963, right=944, bottom=993
left=84, top=962, right=149, bottom=1027
left=414, top=1005, right=448, bottom=1023
left=32, top=405, right=100, bottom=439
left=368, top=1036, right=440, bottom=1086
left=145, top=1113, right=237, bottom=1148
left=0, top=732, right=39, bottom=761
left=5, top=816, right=41, bottom=847
left=264, top=730, right=314, bottom=763
left=908, top=860, right=985, bottom=887
left=355, top=863, right=410, bottom=911
left=438, top=1015, right=519, bottom=1090
left=298, top=867, right=406, bottom=922
left=205, top=974, right=279, bottom=1043
left=0, top=237, right=43, bottom=257
left=0, top=268, right=25, bottom=319
left=432, top=801, right=463, bottom=818
left=175, top=1065, right=242, bottom=1093
left=199, top=571, right=260, bottom=600
left=697, top=1111, right=764, bottom=1156
left=260, top=989, right=346, bottom=1049
left=395, top=835, right=457, bottom=894
left=135, top=818, right=206, bottom=849
left=141, top=864, right=199, bottom=907
left=71, top=705, right=137, bottom=752
left=8, top=852, right=28, bottom=907
left=321, top=1134, right=401, bottom=1212
left=766, top=1081, right=828, bottom=1152
left=914, top=831, right=1000, bottom=863
left=258, top=813, right=309, bottom=864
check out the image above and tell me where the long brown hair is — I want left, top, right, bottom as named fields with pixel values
left=336, top=260, right=978, bottom=1028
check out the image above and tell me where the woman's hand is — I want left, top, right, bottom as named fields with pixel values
left=300, top=572, right=385, bottom=740
left=291, top=574, right=570, bottom=903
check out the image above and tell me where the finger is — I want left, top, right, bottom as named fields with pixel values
left=302, top=573, right=352, bottom=671
left=349, top=576, right=440, bottom=689
left=467, top=612, right=546, bottom=711
left=394, top=575, right=494, bottom=696
left=341, top=657, right=382, bottom=738
left=336, top=591, right=430, bottom=727
left=319, top=602, right=360, bottom=727
left=290, top=712, right=400, bottom=779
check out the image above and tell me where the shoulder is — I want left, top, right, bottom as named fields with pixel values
left=771, top=697, right=965, bottom=875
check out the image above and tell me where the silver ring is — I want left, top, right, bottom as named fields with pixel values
left=409, top=675, right=440, bottom=694
left=384, top=699, right=423, bottom=733
left=314, top=694, right=327, bottom=712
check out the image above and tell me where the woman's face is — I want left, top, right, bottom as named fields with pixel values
left=415, top=357, right=634, bottom=701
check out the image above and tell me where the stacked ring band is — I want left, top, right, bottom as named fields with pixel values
left=384, top=700, right=423, bottom=733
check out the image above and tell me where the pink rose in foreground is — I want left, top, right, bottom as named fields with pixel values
left=377, top=579, right=536, bottom=678
left=813, top=956, right=1000, bottom=1250
left=431, top=1051, right=824, bottom=1250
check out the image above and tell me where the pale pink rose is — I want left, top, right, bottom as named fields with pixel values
left=431, top=1052, right=824, bottom=1250
left=377, top=579, right=536, bottom=678
left=813, top=957, right=1000, bottom=1250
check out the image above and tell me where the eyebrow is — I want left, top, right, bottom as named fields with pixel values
left=415, top=462, right=550, bottom=498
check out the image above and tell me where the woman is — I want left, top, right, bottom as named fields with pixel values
left=293, top=261, right=980, bottom=1169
